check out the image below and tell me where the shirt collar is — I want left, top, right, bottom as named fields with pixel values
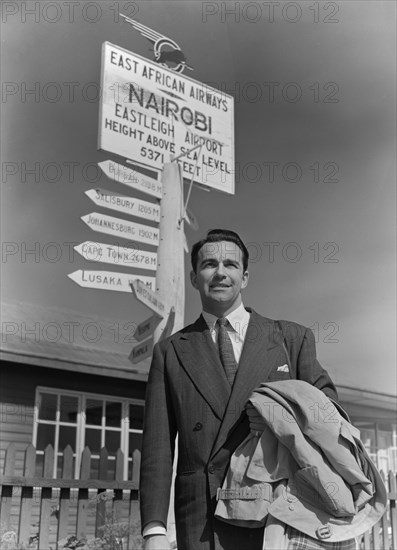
left=202, top=303, right=250, bottom=334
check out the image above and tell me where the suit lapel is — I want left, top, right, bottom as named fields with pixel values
left=173, top=315, right=231, bottom=420
left=210, top=311, right=282, bottom=457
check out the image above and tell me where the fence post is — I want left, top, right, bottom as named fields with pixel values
left=38, top=444, right=55, bottom=549
left=18, top=444, right=36, bottom=545
left=57, top=445, right=74, bottom=542
left=0, top=443, right=15, bottom=527
left=95, top=448, right=109, bottom=537
left=76, top=446, right=91, bottom=540
left=389, top=470, right=397, bottom=550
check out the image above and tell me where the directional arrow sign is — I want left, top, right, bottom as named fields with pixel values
left=98, top=160, right=162, bottom=199
left=133, top=314, right=162, bottom=342
left=74, top=242, right=157, bottom=271
left=129, top=337, right=153, bottom=364
left=68, top=270, right=155, bottom=292
left=130, top=280, right=165, bottom=318
left=159, top=307, right=176, bottom=342
left=85, top=188, right=161, bottom=223
left=82, top=212, right=159, bottom=246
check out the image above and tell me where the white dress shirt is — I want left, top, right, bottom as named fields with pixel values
left=143, top=303, right=251, bottom=538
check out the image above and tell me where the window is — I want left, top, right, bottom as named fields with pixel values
left=33, top=388, right=144, bottom=479
left=355, top=420, right=397, bottom=472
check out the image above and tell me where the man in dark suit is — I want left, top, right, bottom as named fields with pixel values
left=140, top=229, right=338, bottom=550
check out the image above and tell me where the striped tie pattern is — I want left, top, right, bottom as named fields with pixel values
left=217, top=317, right=238, bottom=386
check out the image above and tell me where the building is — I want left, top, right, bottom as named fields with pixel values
left=1, top=300, right=396, bottom=547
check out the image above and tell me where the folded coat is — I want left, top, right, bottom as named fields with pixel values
left=215, top=380, right=387, bottom=543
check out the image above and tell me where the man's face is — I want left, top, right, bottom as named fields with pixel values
left=190, top=241, right=249, bottom=315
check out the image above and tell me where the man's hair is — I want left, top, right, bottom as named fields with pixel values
left=191, top=229, right=249, bottom=273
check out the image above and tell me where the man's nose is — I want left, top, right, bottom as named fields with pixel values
left=214, top=262, right=227, bottom=276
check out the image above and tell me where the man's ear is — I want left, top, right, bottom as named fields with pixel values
left=241, top=270, right=249, bottom=290
left=190, top=270, right=198, bottom=289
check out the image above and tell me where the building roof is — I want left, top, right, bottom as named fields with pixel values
left=0, top=301, right=150, bottom=380
left=338, top=385, right=397, bottom=421
left=2, top=301, right=396, bottom=414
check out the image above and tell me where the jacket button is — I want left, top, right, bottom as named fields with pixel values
left=289, top=505, right=294, bottom=511
left=194, top=422, right=203, bottom=431
left=208, top=465, right=215, bottom=474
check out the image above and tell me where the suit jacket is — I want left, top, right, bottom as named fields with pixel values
left=139, top=309, right=338, bottom=550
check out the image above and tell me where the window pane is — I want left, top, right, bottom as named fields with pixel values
left=129, top=404, right=144, bottom=430
left=59, top=425, right=76, bottom=452
left=105, top=402, right=122, bottom=427
left=37, top=424, right=55, bottom=451
left=105, top=431, right=121, bottom=454
left=60, top=395, right=78, bottom=423
left=129, top=432, right=142, bottom=456
left=39, top=393, right=57, bottom=421
left=86, top=399, right=103, bottom=426
left=85, top=428, right=101, bottom=453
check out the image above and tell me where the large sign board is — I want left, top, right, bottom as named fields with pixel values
left=98, top=42, right=235, bottom=194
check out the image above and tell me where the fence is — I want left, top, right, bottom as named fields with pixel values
left=1, top=444, right=397, bottom=549
left=360, top=470, right=397, bottom=550
left=0, top=443, right=141, bottom=549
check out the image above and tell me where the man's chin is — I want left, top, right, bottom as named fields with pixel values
left=209, top=291, right=230, bottom=301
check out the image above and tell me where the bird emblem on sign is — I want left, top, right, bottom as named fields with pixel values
left=120, top=15, right=193, bottom=74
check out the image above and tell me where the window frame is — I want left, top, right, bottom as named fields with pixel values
left=33, top=386, right=144, bottom=480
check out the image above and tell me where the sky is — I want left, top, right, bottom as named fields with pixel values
left=1, top=0, right=396, bottom=394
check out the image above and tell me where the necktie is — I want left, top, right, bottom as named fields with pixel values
left=217, top=318, right=238, bottom=386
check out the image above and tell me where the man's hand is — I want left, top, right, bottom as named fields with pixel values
left=144, top=534, right=171, bottom=550
left=245, top=402, right=267, bottom=434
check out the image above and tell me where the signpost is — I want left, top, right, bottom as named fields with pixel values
left=98, top=42, right=235, bottom=194
left=74, top=241, right=158, bottom=270
left=133, top=314, right=162, bottom=342
left=74, top=241, right=157, bottom=271
left=68, top=270, right=155, bottom=292
left=129, top=337, right=154, bottom=364
left=85, top=188, right=161, bottom=222
left=82, top=212, right=159, bottom=246
left=71, top=34, right=234, bottom=380
left=98, top=160, right=162, bottom=199
left=130, top=279, right=165, bottom=318
left=90, top=30, right=235, bottom=549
